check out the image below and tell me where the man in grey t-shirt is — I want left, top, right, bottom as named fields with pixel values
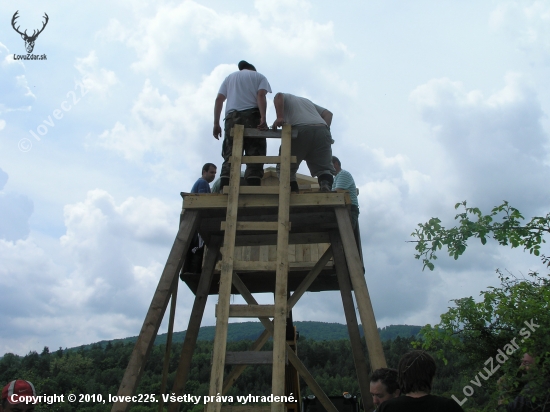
left=272, top=93, right=335, bottom=192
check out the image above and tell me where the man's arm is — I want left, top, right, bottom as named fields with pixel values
left=257, top=89, right=268, bottom=130
left=213, top=93, right=226, bottom=139
left=271, top=92, right=284, bottom=129
left=321, top=109, right=333, bottom=127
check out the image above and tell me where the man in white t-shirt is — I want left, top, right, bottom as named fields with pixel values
left=272, top=93, right=335, bottom=193
left=213, top=61, right=271, bottom=189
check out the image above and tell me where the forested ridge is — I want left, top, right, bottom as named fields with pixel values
left=0, top=324, right=428, bottom=412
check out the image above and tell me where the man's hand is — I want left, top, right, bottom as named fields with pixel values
left=213, top=124, right=222, bottom=139
left=257, top=117, right=268, bottom=131
left=272, top=118, right=284, bottom=129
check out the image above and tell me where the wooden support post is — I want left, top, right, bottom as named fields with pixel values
left=207, top=125, right=245, bottom=412
left=329, top=230, right=375, bottom=412
left=271, top=124, right=292, bottom=412
left=158, top=275, right=178, bottom=412
left=111, top=209, right=200, bottom=412
left=334, top=207, right=387, bottom=370
left=167, top=237, right=222, bottom=412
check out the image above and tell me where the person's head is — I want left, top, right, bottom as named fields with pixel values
left=202, top=163, right=217, bottom=183
left=238, top=60, right=256, bottom=71
left=332, top=156, right=341, bottom=174
left=370, top=368, right=400, bottom=407
left=397, top=350, right=436, bottom=395
left=1, top=380, right=36, bottom=412
left=520, top=353, right=535, bottom=372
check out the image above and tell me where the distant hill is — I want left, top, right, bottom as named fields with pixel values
left=74, top=322, right=421, bottom=351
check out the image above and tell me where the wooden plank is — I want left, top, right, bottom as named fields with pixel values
left=288, top=244, right=296, bottom=263
left=272, top=124, right=292, bottom=412
left=112, top=210, right=199, bottom=412
left=207, top=125, right=245, bottom=412
left=242, top=245, right=251, bottom=262
left=224, top=186, right=281, bottom=195
left=310, top=242, right=319, bottom=262
left=334, top=207, right=387, bottom=370
left=287, top=247, right=334, bottom=311
left=230, top=128, right=298, bottom=138
left=329, top=230, right=374, bottom=412
left=295, top=244, right=303, bottom=262
left=225, top=351, right=273, bottom=365
left=226, top=304, right=275, bottom=318
left=239, top=155, right=297, bottom=164
left=183, top=192, right=347, bottom=209
left=268, top=245, right=277, bottom=262
left=302, top=244, right=311, bottom=262
left=220, top=221, right=282, bottom=231
left=259, top=245, right=269, bottom=262
left=233, top=260, right=277, bottom=271
left=234, top=232, right=331, bottom=247
left=249, top=245, right=260, bottom=262
left=168, top=238, right=222, bottom=412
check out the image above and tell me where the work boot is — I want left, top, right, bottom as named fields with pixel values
left=246, top=176, right=262, bottom=186
left=219, top=177, right=230, bottom=192
left=290, top=181, right=299, bottom=193
left=318, top=174, right=334, bottom=193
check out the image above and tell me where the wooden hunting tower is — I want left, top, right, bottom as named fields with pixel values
left=111, top=125, right=386, bottom=412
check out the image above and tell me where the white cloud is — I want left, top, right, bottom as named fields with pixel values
left=490, top=0, right=550, bottom=61
left=0, top=42, right=34, bottom=113
left=410, top=73, right=550, bottom=211
left=0, top=188, right=178, bottom=354
left=74, top=51, right=119, bottom=96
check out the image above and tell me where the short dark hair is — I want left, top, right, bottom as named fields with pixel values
left=371, top=368, right=399, bottom=395
left=202, top=163, right=216, bottom=173
left=398, top=350, right=436, bottom=394
left=238, top=60, right=256, bottom=71
left=332, top=156, right=341, bottom=167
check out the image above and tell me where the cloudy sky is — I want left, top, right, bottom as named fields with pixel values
left=1, top=0, right=549, bottom=356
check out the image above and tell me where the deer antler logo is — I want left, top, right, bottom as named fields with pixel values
left=11, top=11, right=49, bottom=54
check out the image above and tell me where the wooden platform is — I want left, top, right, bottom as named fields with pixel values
left=181, top=192, right=352, bottom=295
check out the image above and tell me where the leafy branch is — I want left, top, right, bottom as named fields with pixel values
left=410, top=201, right=550, bottom=270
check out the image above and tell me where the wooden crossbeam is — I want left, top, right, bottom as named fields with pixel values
left=230, top=128, right=298, bottom=138
left=183, top=192, right=347, bottom=209
left=223, top=186, right=281, bottom=195
left=220, top=221, right=284, bottom=231
left=226, top=304, right=275, bottom=318
left=239, top=155, right=297, bottom=164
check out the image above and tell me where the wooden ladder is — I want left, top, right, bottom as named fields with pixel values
left=206, top=124, right=293, bottom=412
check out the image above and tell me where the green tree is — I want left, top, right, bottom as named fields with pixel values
left=411, top=201, right=550, bottom=411
left=411, top=201, right=549, bottom=271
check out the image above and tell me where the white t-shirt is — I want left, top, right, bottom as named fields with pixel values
left=282, top=93, right=327, bottom=126
left=218, top=70, right=272, bottom=115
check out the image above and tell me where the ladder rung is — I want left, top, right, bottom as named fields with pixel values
left=230, top=128, right=298, bottom=138
left=225, top=351, right=273, bottom=365
left=233, top=260, right=277, bottom=271
left=227, top=304, right=275, bottom=318
left=239, top=155, right=297, bottom=164
left=221, top=221, right=285, bottom=231
left=223, top=186, right=281, bottom=195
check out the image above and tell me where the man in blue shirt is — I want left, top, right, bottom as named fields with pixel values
left=191, top=163, right=217, bottom=193
left=332, top=156, right=359, bottom=228
left=185, top=163, right=216, bottom=274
